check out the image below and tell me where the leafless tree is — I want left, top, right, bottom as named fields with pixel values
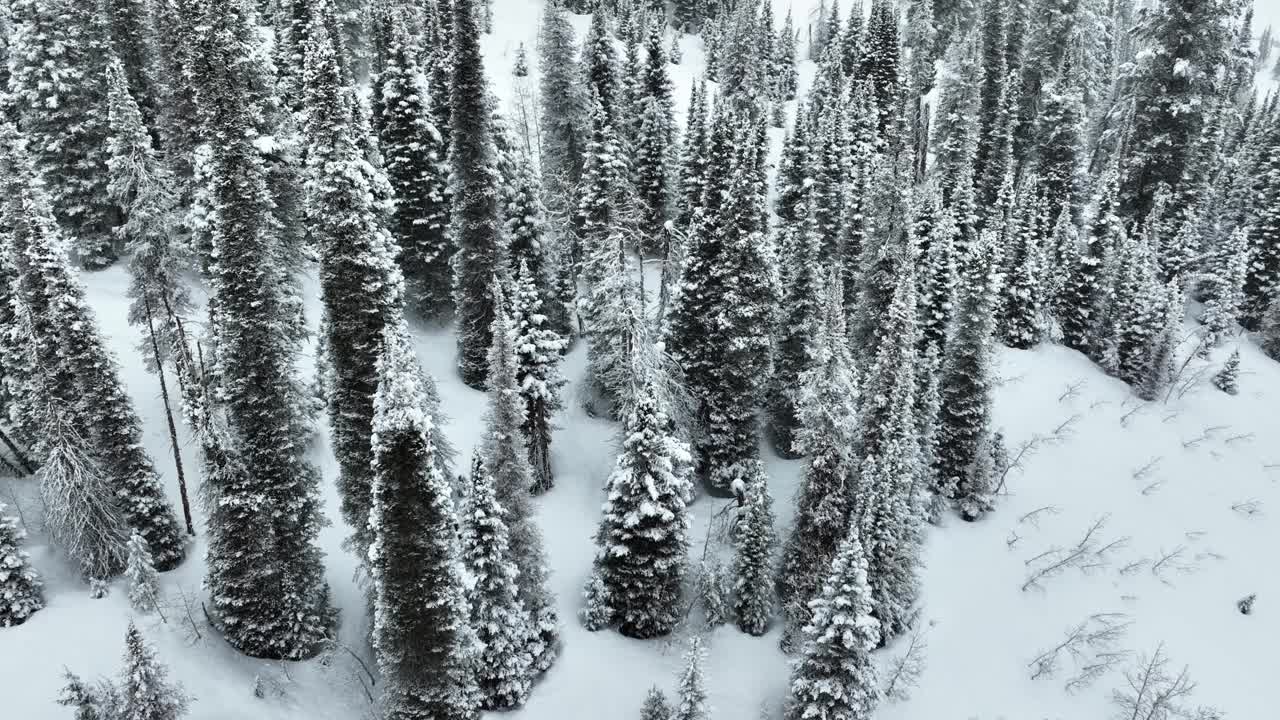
left=882, top=625, right=929, bottom=702
left=996, top=415, right=1080, bottom=494
left=1150, top=546, right=1200, bottom=586
left=1023, top=516, right=1129, bottom=591
left=1110, top=644, right=1221, bottom=720
left=1059, top=380, right=1086, bottom=403
left=1231, top=499, right=1263, bottom=518
left=1028, top=613, right=1131, bottom=690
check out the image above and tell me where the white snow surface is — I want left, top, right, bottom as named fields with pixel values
left=5, top=1, right=1280, bottom=718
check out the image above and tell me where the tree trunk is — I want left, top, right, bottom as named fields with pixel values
left=145, top=294, right=195, bottom=536
left=0, top=425, right=35, bottom=474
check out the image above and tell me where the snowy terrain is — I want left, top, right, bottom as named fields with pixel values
left=5, top=1, right=1280, bottom=719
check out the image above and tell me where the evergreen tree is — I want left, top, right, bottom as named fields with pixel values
left=369, top=327, right=479, bottom=720
left=777, top=273, right=859, bottom=648
left=1200, top=227, right=1248, bottom=349
left=461, top=452, right=534, bottom=710
left=768, top=197, right=825, bottom=458
left=126, top=532, right=160, bottom=614
left=641, top=686, right=672, bottom=720
left=582, top=12, right=623, bottom=131
left=1034, top=53, right=1085, bottom=224
left=918, top=202, right=959, bottom=357
left=450, top=0, right=502, bottom=388
left=733, top=460, right=776, bottom=636
left=539, top=1, right=587, bottom=220
left=673, top=637, right=709, bottom=720
left=1136, top=280, right=1182, bottom=402
left=860, top=0, right=903, bottom=136
left=1243, top=127, right=1280, bottom=328
left=776, top=9, right=798, bottom=100
left=588, top=374, right=692, bottom=639
left=305, top=19, right=405, bottom=555
left=119, top=622, right=189, bottom=720
left=0, top=501, right=43, bottom=627
left=481, top=286, right=559, bottom=672
left=7, top=0, right=118, bottom=267
left=783, top=526, right=880, bottom=720
left=3, top=122, right=186, bottom=572
left=373, top=11, right=452, bottom=320
left=676, top=80, right=710, bottom=231
left=1059, top=164, right=1120, bottom=353
left=1213, top=349, right=1240, bottom=395
left=191, top=0, right=331, bottom=659
left=510, top=259, right=567, bottom=493
left=1120, top=0, right=1242, bottom=219
left=105, top=0, right=157, bottom=124
left=935, top=230, right=1000, bottom=510
left=996, top=176, right=1046, bottom=348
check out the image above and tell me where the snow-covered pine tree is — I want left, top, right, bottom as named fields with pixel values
left=499, top=146, right=560, bottom=333
left=933, top=31, right=981, bottom=205
left=860, top=0, right=903, bottom=136
left=461, top=452, right=534, bottom=710
left=588, top=372, right=692, bottom=638
left=1034, top=51, right=1085, bottom=224
left=733, top=460, right=776, bottom=636
left=635, top=27, right=676, bottom=249
left=672, top=637, right=709, bottom=720
left=126, top=531, right=160, bottom=614
left=481, top=285, right=559, bottom=672
left=191, top=0, right=331, bottom=658
left=1200, top=227, right=1248, bottom=350
left=119, top=622, right=189, bottom=720
left=1120, top=0, right=1242, bottom=219
left=996, top=175, right=1046, bottom=349
left=373, top=9, right=452, bottom=320
left=768, top=196, right=825, bottom=458
left=0, top=501, right=43, bottom=626
left=538, top=0, right=587, bottom=223
left=783, top=525, right=880, bottom=720
left=304, top=19, right=405, bottom=556
left=777, top=270, right=860, bottom=648
left=918, top=202, right=959, bottom=358
left=676, top=79, right=710, bottom=232
left=1214, top=349, right=1240, bottom=395
left=0, top=241, right=41, bottom=459
left=1242, top=126, right=1280, bottom=328
left=1136, top=280, right=1183, bottom=402
left=450, top=0, right=502, bottom=388
left=510, top=259, right=566, bottom=493
left=1060, top=162, right=1121, bottom=354
left=370, top=326, right=479, bottom=720
left=935, top=230, right=1000, bottom=510
left=641, top=686, right=672, bottom=720
left=7, top=0, right=118, bottom=267
left=1, top=120, right=186, bottom=572
left=582, top=11, right=623, bottom=131
left=776, top=8, right=798, bottom=100
left=38, top=409, right=130, bottom=582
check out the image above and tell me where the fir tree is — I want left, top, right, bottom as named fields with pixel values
left=996, top=176, right=1046, bottom=349
left=1136, top=281, right=1182, bottom=402
left=373, top=11, right=452, bottom=320
left=768, top=196, right=825, bottom=458
left=1034, top=53, right=1085, bottom=224
left=3, top=123, right=185, bottom=572
left=582, top=12, right=623, bottom=131
left=119, top=622, right=189, bottom=720
left=461, top=452, right=534, bottom=710
left=1200, top=227, right=1248, bottom=349
left=0, top=501, right=43, bottom=627
left=481, top=286, right=559, bottom=672
left=676, top=80, right=710, bottom=232
left=126, top=532, right=160, bottom=614
left=783, top=526, right=880, bottom=720
left=510, top=259, right=566, bottom=493
left=7, top=0, right=118, bottom=267
left=1060, top=164, right=1120, bottom=353
left=919, top=203, right=959, bottom=357
left=369, top=327, right=479, bottom=720
left=1213, top=349, right=1240, bottom=395
left=305, top=20, right=404, bottom=555
left=588, top=374, right=692, bottom=639
left=191, top=0, right=331, bottom=659
left=1243, top=127, right=1280, bottom=328
left=641, top=686, right=672, bottom=720
left=777, top=272, right=859, bottom=648
left=733, top=460, right=776, bottom=636
left=105, top=0, right=158, bottom=124
left=634, top=87, right=676, bottom=251
left=539, top=1, right=587, bottom=220
left=860, top=0, right=903, bottom=136
left=450, top=0, right=502, bottom=388
left=935, top=230, right=1000, bottom=508
left=673, top=637, right=709, bottom=720
left=776, top=9, right=798, bottom=100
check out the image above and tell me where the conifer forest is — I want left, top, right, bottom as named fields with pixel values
left=2, top=0, right=1280, bottom=718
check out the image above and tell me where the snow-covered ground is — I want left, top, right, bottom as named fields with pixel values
left=5, top=1, right=1280, bottom=718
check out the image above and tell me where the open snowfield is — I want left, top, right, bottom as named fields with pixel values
left=4, top=1, right=1280, bottom=718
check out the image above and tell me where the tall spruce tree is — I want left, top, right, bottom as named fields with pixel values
left=510, top=259, right=567, bottom=493
left=768, top=196, right=825, bottom=458
left=586, top=372, right=692, bottom=639
left=733, top=460, right=776, bottom=636
left=996, top=175, right=1047, bottom=348
left=369, top=327, right=479, bottom=720
left=2, top=123, right=185, bottom=572
left=450, top=0, right=502, bottom=388
left=119, top=622, right=189, bottom=720
left=191, top=0, right=331, bottom=659
left=305, top=20, right=404, bottom=555
left=481, top=286, right=559, bottom=672
left=538, top=1, right=587, bottom=221
left=935, top=230, right=1001, bottom=515
left=373, top=10, right=453, bottom=320
left=7, top=0, right=118, bottom=267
